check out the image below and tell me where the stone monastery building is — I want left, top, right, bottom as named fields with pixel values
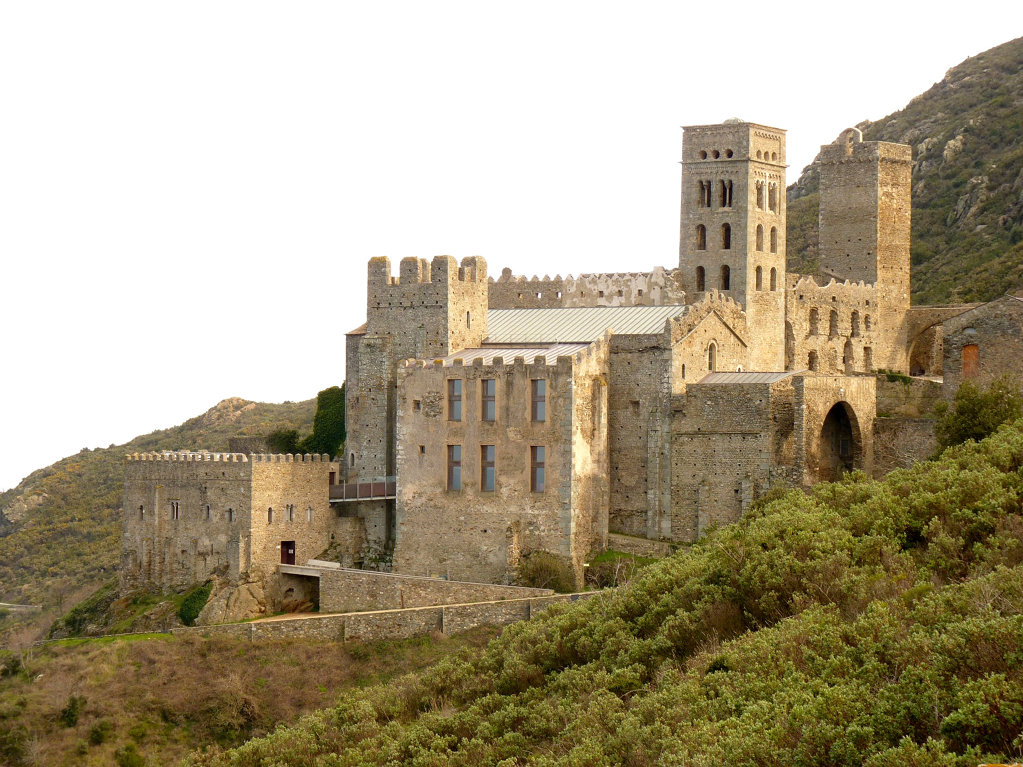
left=122, top=120, right=1007, bottom=606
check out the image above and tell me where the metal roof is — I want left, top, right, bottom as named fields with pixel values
left=486, top=305, right=687, bottom=344
left=696, top=371, right=797, bottom=385
left=438, top=343, right=591, bottom=366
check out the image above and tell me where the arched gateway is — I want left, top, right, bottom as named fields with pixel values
left=817, top=402, right=862, bottom=481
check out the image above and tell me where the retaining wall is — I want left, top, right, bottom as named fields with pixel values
left=170, top=592, right=597, bottom=643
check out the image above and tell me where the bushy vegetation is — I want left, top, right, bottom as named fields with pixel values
left=178, top=581, right=214, bottom=627
left=0, top=626, right=498, bottom=766
left=190, top=418, right=1023, bottom=766
left=934, top=374, right=1023, bottom=452
left=788, top=36, right=1023, bottom=304
left=515, top=551, right=576, bottom=593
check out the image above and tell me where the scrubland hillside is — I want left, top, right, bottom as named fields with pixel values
left=188, top=419, right=1023, bottom=766
left=788, top=36, right=1023, bottom=304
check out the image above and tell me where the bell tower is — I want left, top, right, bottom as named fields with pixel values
left=678, top=120, right=787, bottom=370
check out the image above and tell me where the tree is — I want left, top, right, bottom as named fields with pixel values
left=266, top=429, right=301, bottom=454
left=934, top=374, right=1023, bottom=452
left=299, top=384, right=346, bottom=457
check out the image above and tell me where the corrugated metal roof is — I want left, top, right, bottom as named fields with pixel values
left=696, top=371, right=797, bottom=385
left=437, top=343, right=591, bottom=366
left=486, top=305, right=687, bottom=344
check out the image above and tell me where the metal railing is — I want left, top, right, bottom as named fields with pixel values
left=329, top=476, right=397, bottom=502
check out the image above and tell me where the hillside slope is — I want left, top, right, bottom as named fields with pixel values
left=192, top=419, right=1023, bottom=766
left=0, top=397, right=315, bottom=642
left=788, top=35, right=1023, bottom=304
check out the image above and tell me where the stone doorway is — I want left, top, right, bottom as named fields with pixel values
left=817, top=402, right=860, bottom=481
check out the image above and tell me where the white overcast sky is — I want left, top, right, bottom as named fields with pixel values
left=0, top=2, right=1017, bottom=492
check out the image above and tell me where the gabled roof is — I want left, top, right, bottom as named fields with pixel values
left=486, top=305, right=687, bottom=344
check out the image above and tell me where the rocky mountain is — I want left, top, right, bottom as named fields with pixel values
left=0, top=397, right=315, bottom=644
left=787, top=36, right=1023, bottom=304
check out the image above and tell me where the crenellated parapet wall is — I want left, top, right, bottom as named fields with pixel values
left=669, top=291, right=746, bottom=346
left=786, top=275, right=883, bottom=375
left=489, top=266, right=684, bottom=309
left=125, top=452, right=334, bottom=463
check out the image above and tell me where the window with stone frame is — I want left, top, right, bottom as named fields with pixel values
left=481, top=378, right=496, bottom=422
left=447, top=445, right=462, bottom=491
left=481, top=445, right=495, bottom=492
left=530, top=446, right=546, bottom=493
left=448, top=379, right=462, bottom=421
left=531, top=379, right=546, bottom=422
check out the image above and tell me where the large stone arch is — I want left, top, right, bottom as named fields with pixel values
left=794, top=375, right=876, bottom=485
left=816, top=402, right=862, bottom=481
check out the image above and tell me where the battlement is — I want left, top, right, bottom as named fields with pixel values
left=670, top=291, right=746, bottom=344
left=400, top=332, right=612, bottom=375
left=125, top=452, right=334, bottom=463
left=489, top=266, right=683, bottom=308
left=790, top=274, right=878, bottom=305
left=819, top=128, right=913, bottom=165
left=369, top=255, right=488, bottom=287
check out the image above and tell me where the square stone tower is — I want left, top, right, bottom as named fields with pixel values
left=818, top=128, right=912, bottom=371
left=678, top=121, right=787, bottom=370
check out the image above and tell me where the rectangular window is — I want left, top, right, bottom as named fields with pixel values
left=530, top=446, right=545, bottom=493
left=481, top=445, right=495, bottom=492
left=448, top=379, right=462, bottom=421
left=204, top=504, right=211, bottom=521
left=287, top=504, right=295, bottom=522
left=447, top=445, right=462, bottom=491
left=170, top=501, right=180, bottom=520
left=227, top=508, right=234, bottom=523
left=531, top=379, right=546, bottom=422
left=306, top=506, right=313, bottom=522
left=481, top=379, right=496, bottom=422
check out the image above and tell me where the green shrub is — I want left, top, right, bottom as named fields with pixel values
left=266, top=429, right=300, bottom=454
left=178, top=581, right=214, bottom=626
left=59, top=695, right=86, bottom=727
left=515, top=551, right=575, bottom=593
left=299, top=384, right=346, bottom=457
left=934, top=375, right=1023, bottom=452
left=0, top=651, right=21, bottom=678
left=114, top=742, right=146, bottom=767
left=88, top=719, right=114, bottom=745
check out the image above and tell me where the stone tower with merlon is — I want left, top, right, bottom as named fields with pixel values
left=818, top=128, right=912, bottom=371
left=678, top=121, right=787, bottom=370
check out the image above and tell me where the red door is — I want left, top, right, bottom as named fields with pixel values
left=281, top=541, right=296, bottom=565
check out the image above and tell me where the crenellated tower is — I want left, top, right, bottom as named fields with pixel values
left=817, top=128, right=912, bottom=372
left=678, top=121, right=787, bottom=370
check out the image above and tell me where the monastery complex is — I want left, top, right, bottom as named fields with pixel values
left=120, top=121, right=1023, bottom=618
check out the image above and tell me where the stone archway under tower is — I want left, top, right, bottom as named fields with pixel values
left=817, top=402, right=861, bottom=482
left=792, top=374, right=876, bottom=485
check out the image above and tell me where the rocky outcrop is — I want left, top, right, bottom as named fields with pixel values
left=196, top=576, right=268, bottom=625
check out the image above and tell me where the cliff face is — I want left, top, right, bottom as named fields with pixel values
left=788, top=36, right=1023, bottom=305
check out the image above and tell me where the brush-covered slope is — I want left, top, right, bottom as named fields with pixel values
left=788, top=36, right=1023, bottom=304
left=191, top=421, right=1023, bottom=766
left=0, top=398, right=315, bottom=615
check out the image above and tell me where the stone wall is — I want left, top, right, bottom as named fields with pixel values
left=318, top=567, right=552, bottom=613
left=393, top=337, right=610, bottom=586
left=488, top=266, right=685, bottom=309
left=876, top=375, right=942, bottom=418
left=671, top=376, right=796, bottom=542
left=171, top=592, right=598, bottom=643
left=786, top=276, right=880, bottom=375
left=941, top=296, right=1023, bottom=397
left=874, top=417, right=936, bottom=476
left=120, top=452, right=340, bottom=596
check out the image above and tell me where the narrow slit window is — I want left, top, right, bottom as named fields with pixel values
left=770, top=226, right=778, bottom=253
left=770, top=267, right=777, bottom=291
left=755, top=265, right=763, bottom=291
left=720, top=265, right=730, bottom=290
left=721, top=223, right=731, bottom=250
left=695, top=266, right=705, bottom=292
left=707, top=343, right=717, bottom=372
left=696, top=224, right=707, bottom=251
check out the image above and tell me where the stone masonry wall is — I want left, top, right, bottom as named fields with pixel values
left=393, top=337, right=610, bottom=586
left=318, top=567, right=552, bottom=613
left=941, top=296, right=1023, bottom=398
left=671, top=378, right=795, bottom=543
left=488, top=266, right=685, bottom=309
left=786, top=276, right=881, bottom=375
left=121, top=453, right=253, bottom=594
left=171, top=592, right=598, bottom=643
left=793, top=375, right=876, bottom=484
